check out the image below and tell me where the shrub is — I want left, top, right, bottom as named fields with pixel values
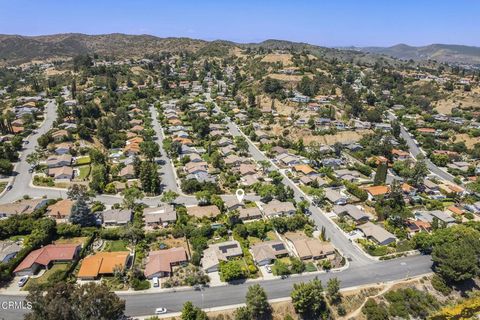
left=431, top=275, right=452, bottom=296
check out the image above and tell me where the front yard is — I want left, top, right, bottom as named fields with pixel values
left=23, top=263, right=70, bottom=290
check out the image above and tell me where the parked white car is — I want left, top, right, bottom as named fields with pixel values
left=18, top=276, right=29, bottom=287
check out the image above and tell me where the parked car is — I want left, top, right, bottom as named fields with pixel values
left=6, top=185, right=12, bottom=191
left=265, top=265, right=272, bottom=273
left=155, top=308, right=167, bottom=315
left=18, top=276, right=29, bottom=287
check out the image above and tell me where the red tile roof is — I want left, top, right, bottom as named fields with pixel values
left=14, top=244, right=79, bottom=273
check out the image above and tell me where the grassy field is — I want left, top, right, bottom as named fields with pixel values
left=104, top=240, right=129, bottom=252
left=23, top=263, right=70, bottom=290
left=74, top=156, right=91, bottom=165
left=77, top=165, right=91, bottom=179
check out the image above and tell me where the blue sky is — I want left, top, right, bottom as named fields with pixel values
left=1, top=0, right=478, bottom=47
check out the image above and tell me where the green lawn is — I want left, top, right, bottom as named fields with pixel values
left=104, top=240, right=129, bottom=252
left=305, top=261, right=317, bottom=272
left=77, top=165, right=91, bottom=179
left=23, top=263, right=70, bottom=290
left=74, top=156, right=91, bottom=165
left=0, top=182, right=7, bottom=193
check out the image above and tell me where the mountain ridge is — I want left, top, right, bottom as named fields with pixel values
left=351, top=43, right=480, bottom=65
left=0, top=33, right=478, bottom=66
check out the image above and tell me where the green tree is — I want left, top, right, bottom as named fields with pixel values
left=291, top=278, right=328, bottom=319
left=432, top=239, right=479, bottom=283
left=220, top=260, right=245, bottom=282
left=234, top=306, right=251, bottom=320
left=25, top=282, right=125, bottom=320
left=245, top=284, right=272, bottom=320
left=373, top=162, right=387, bottom=185
left=140, top=140, right=160, bottom=161
left=26, top=152, right=40, bottom=168
left=0, top=159, right=13, bottom=175
left=161, top=190, right=179, bottom=204
left=69, top=198, right=96, bottom=227
left=123, top=187, right=144, bottom=209
left=234, top=136, right=249, bottom=155
left=181, top=301, right=208, bottom=320
left=326, top=277, right=341, bottom=304
left=410, top=155, right=428, bottom=187
left=139, top=161, right=161, bottom=194
left=89, top=164, right=107, bottom=192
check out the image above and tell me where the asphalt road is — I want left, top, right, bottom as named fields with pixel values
left=387, top=112, right=455, bottom=183
left=0, top=98, right=436, bottom=319
left=211, top=94, right=373, bottom=266
left=0, top=254, right=432, bottom=319
left=0, top=99, right=64, bottom=204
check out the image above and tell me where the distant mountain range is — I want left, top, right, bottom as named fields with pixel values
left=0, top=33, right=478, bottom=66
left=349, top=44, right=480, bottom=65
left=0, top=33, right=377, bottom=65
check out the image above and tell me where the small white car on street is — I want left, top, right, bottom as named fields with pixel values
left=155, top=307, right=167, bottom=315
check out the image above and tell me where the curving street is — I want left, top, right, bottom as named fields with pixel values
left=0, top=97, right=435, bottom=319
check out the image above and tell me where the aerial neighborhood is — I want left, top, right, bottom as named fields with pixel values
left=0, top=26, right=479, bottom=320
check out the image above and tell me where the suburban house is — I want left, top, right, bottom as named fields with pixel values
left=0, top=199, right=49, bottom=218
left=357, top=222, right=397, bottom=246
left=77, top=251, right=130, bottom=280
left=201, top=240, right=242, bottom=273
left=406, top=220, right=432, bottom=236
left=224, top=199, right=244, bottom=212
left=51, top=129, right=69, bottom=142
left=143, top=205, right=177, bottom=228
left=186, top=205, right=221, bottom=219
left=276, top=153, right=300, bottom=166
left=415, top=210, right=456, bottom=226
left=119, top=165, right=136, bottom=179
left=101, top=209, right=132, bottom=226
left=0, top=241, right=21, bottom=263
left=333, top=205, right=371, bottom=224
left=293, top=164, right=316, bottom=176
left=14, top=244, right=80, bottom=276
left=238, top=206, right=263, bottom=221
left=261, top=200, right=296, bottom=218
left=54, top=142, right=73, bottom=155
left=325, top=188, right=348, bottom=205
left=251, top=241, right=289, bottom=266
left=334, top=169, right=361, bottom=182
left=322, top=158, right=343, bottom=169
left=48, top=166, right=74, bottom=180
left=289, top=237, right=335, bottom=260
left=363, top=185, right=390, bottom=201
left=47, top=199, right=74, bottom=222
left=391, top=149, right=410, bottom=161
left=299, top=175, right=327, bottom=186
left=46, top=154, right=72, bottom=168
left=144, top=247, right=188, bottom=279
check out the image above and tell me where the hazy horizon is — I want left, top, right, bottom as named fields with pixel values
left=0, top=0, right=478, bottom=47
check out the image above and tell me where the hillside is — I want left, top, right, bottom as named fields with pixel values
left=354, top=43, right=480, bottom=65
left=0, top=33, right=390, bottom=65
left=0, top=33, right=208, bottom=63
